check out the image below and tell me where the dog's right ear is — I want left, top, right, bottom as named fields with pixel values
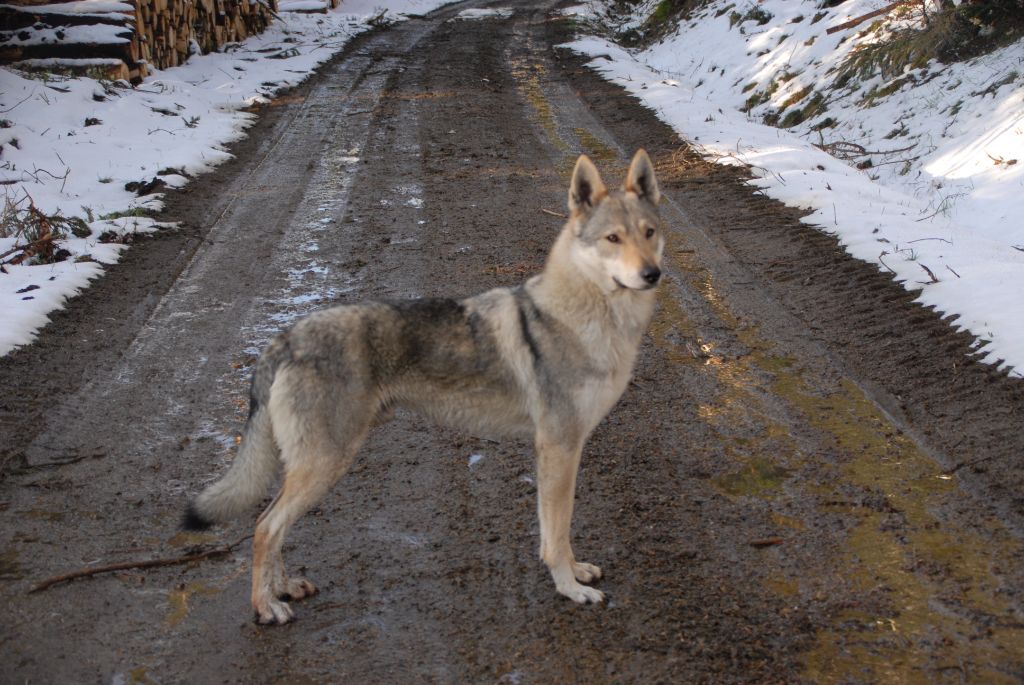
left=568, top=155, right=607, bottom=215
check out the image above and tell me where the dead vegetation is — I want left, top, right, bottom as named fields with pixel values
left=0, top=192, right=88, bottom=268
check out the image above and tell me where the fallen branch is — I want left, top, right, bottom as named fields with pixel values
left=825, top=1, right=914, bottom=35
left=749, top=537, right=785, bottom=548
left=28, top=535, right=251, bottom=594
left=541, top=208, right=567, bottom=219
left=11, top=449, right=105, bottom=472
left=943, top=455, right=995, bottom=476
left=813, top=140, right=916, bottom=160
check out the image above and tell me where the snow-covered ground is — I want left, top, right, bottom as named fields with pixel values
left=565, top=0, right=1024, bottom=376
left=0, top=0, right=454, bottom=356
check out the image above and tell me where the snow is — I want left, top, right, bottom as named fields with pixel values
left=0, top=0, right=456, bottom=356
left=278, top=1, right=333, bottom=11
left=564, top=0, right=1024, bottom=376
left=3, top=23, right=133, bottom=46
left=452, top=8, right=514, bottom=20
left=0, top=1, right=135, bottom=16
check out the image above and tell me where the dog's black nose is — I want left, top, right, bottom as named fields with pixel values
left=641, top=266, right=661, bottom=285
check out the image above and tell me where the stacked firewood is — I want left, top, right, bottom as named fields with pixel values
left=0, top=0, right=279, bottom=83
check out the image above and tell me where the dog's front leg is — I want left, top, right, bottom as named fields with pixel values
left=535, top=432, right=604, bottom=604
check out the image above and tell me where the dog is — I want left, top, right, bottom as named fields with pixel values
left=184, top=149, right=664, bottom=624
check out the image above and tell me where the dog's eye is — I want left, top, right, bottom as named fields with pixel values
left=645, top=227, right=656, bottom=239
left=606, top=234, right=620, bottom=243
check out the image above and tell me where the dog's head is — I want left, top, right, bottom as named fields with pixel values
left=567, top=149, right=663, bottom=292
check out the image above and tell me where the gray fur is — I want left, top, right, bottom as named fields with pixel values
left=185, top=150, right=665, bottom=624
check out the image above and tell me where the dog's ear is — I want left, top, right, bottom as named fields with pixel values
left=625, top=149, right=660, bottom=205
left=568, top=154, right=607, bottom=215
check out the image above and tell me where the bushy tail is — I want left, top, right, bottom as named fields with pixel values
left=182, top=408, right=279, bottom=530
left=183, top=338, right=289, bottom=530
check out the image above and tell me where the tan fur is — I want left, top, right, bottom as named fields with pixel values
left=186, top=150, right=665, bottom=624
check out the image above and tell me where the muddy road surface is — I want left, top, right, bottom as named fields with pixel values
left=3, top=1, right=1024, bottom=682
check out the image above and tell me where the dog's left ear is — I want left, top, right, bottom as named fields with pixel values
left=625, top=149, right=660, bottom=205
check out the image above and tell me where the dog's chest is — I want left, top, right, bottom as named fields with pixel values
left=574, top=332, right=644, bottom=427
left=577, top=296, right=653, bottom=423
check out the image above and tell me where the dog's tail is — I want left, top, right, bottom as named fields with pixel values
left=183, top=337, right=291, bottom=530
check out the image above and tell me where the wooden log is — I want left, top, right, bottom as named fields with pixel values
left=13, top=56, right=131, bottom=80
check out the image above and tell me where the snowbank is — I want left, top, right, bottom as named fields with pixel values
left=565, top=0, right=1024, bottom=376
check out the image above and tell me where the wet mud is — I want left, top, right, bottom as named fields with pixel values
left=1, top=1, right=1022, bottom=683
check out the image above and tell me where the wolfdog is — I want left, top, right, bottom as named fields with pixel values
left=184, top=149, right=664, bottom=624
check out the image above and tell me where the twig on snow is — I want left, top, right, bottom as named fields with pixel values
left=917, top=263, right=939, bottom=284
left=709, top=152, right=787, bottom=186
left=1, top=92, right=35, bottom=114
left=21, top=166, right=70, bottom=187
left=878, top=251, right=896, bottom=273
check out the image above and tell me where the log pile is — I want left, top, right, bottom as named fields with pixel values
left=0, top=0, right=279, bottom=83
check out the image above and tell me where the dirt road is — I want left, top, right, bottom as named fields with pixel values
left=2, top=1, right=1024, bottom=682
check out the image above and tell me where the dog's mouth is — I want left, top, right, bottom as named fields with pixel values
left=612, top=277, right=657, bottom=292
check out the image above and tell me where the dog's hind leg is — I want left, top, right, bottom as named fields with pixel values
left=251, top=382, right=375, bottom=625
left=535, top=429, right=604, bottom=604
left=251, top=437, right=366, bottom=624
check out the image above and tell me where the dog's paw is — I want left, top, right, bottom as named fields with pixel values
left=254, top=597, right=295, bottom=625
left=558, top=582, right=605, bottom=604
left=572, top=561, right=602, bottom=584
left=279, top=576, right=317, bottom=601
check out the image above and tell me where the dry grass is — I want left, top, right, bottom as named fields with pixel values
left=0, top=193, right=86, bottom=266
